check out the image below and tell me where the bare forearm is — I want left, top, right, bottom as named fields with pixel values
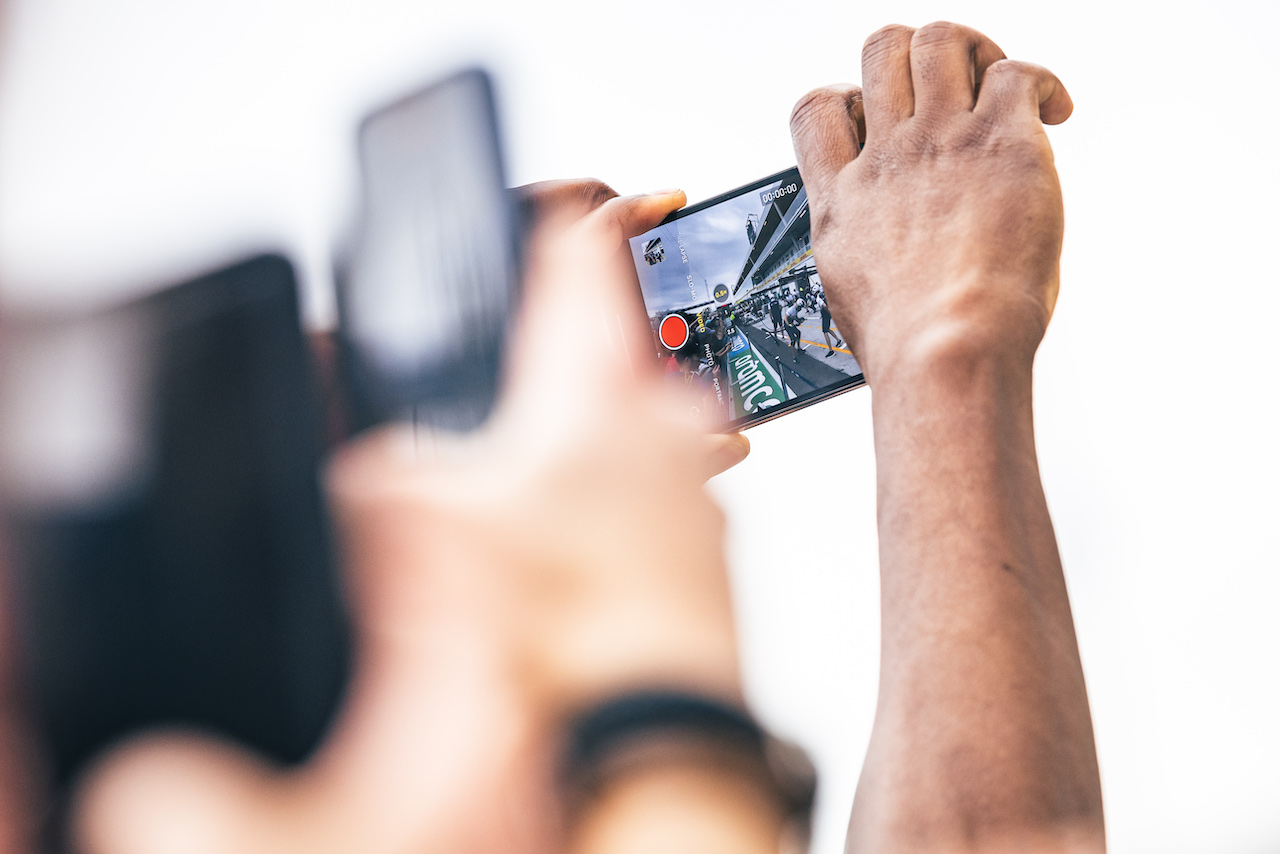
left=786, top=18, right=1092, bottom=854
left=850, top=340, right=1103, bottom=852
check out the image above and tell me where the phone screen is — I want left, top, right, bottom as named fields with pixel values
left=629, top=167, right=864, bottom=431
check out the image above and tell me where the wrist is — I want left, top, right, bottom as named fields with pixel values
left=567, top=760, right=790, bottom=854
left=857, top=275, right=1050, bottom=391
left=865, top=310, right=1043, bottom=508
left=526, top=617, right=745, bottom=718
left=868, top=329, right=1038, bottom=477
left=561, top=692, right=815, bottom=854
left=875, top=320, right=1034, bottom=402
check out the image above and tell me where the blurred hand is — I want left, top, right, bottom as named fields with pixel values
left=331, top=182, right=749, bottom=715
left=71, top=183, right=750, bottom=854
left=789, top=22, right=1073, bottom=383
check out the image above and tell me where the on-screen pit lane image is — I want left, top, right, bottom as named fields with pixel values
left=629, top=168, right=864, bottom=430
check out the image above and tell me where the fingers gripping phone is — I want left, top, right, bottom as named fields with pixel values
left=628, top=167, right=865, bottom=431
left=336, top=69, right=523, bottom=434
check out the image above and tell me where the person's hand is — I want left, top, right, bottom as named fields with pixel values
left=331, top=183, right=749, bottom=717
left=789, top=22, right=1073, bottom=384
left=69, top=183, right=750, bottom=854
left=790, top=26, right=1104, bottom=854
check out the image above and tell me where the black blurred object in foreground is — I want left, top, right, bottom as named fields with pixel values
left=2, top=255, right=350, bottom=799
left=337, top=68, right=524, bottom=434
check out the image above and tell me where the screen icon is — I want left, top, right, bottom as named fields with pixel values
left=659, top=313, right=690, bottom=350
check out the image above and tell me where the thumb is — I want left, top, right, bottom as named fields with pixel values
left=584, top=190, right=686, bottom=242
left=699, top=432, right=751, bottom=481
left=70, top=732, right=285, bottom=854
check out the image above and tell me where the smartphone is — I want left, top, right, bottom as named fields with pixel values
left=0, top=255, right=349, bottom=845
left=336, top=68, right=523, bottom=434
left=628, top=166, right=864, bottom=431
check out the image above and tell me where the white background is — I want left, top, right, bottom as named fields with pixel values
left=2, top=1, right=1278, bottom=852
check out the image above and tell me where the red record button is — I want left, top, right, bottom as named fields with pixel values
left=659, top=314, right=690, bottom=350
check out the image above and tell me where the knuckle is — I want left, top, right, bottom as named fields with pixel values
left=516, top=178, right=618, bottom=222
left=947, top=114, right=1000, bottom=151
left=983, top=58, right=1018, bottom=76
left=576, top=179, right=618, bottom=210
left=957, top=114, right=1047, bottom=163
left=911, top=20, right=965, bottom=47
left=790, top=87, right=847, bottom=134
left=862, top=23, right=914, bottom=64
left=977, top=60, right=1019, bottom=102
left=983, top=58, right=1033, bottom=85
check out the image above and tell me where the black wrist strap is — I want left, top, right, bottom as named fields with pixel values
left=563, top=690, right=817, bottom=839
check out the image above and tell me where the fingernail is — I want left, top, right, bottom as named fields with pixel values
left=648, top=188, right=683, bottom=196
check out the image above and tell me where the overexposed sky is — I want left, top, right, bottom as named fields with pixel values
left=2, top=1, right=1278, bottom=852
